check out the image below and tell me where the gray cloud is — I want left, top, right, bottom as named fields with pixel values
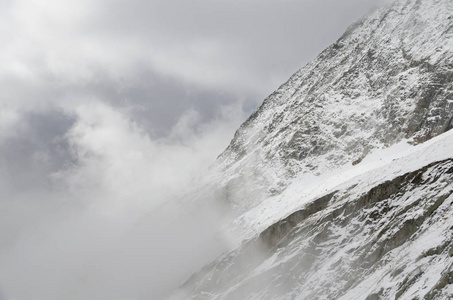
left=2, top=0, right=383, bottom=122
left=0, top=110, right=75, bottom=193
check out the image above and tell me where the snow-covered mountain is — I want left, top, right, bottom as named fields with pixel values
left=173, top=0, right=453, bottom=299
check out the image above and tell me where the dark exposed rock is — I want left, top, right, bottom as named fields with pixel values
left=180, top=159, right=453, bottom=299
left=258, top=191, right=337, bottom=249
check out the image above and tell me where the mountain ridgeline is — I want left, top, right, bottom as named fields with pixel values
left=175, top=0, right=453, bottom=299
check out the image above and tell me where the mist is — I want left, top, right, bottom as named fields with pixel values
left=0, top=102, right=245, bottom=299
left=0, top=0, right=384, bottom=298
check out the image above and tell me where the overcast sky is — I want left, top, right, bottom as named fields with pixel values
left=0, top=0, right=386, bottom=299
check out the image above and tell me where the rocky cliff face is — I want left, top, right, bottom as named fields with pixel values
left=207, top=0, right=453, bottom=213
left=174, top=0, right=453, bottom=299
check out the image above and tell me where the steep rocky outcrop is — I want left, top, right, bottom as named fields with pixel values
left=208, top=0, right=453, bottom=211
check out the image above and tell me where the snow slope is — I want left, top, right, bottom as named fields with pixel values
left=232, top=128, right=453, bottom=241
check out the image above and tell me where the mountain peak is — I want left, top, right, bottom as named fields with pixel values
left=212, top=0, right=453, bottom=211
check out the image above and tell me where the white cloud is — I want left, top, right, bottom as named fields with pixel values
left=54, top=100, right=246, bottom=214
